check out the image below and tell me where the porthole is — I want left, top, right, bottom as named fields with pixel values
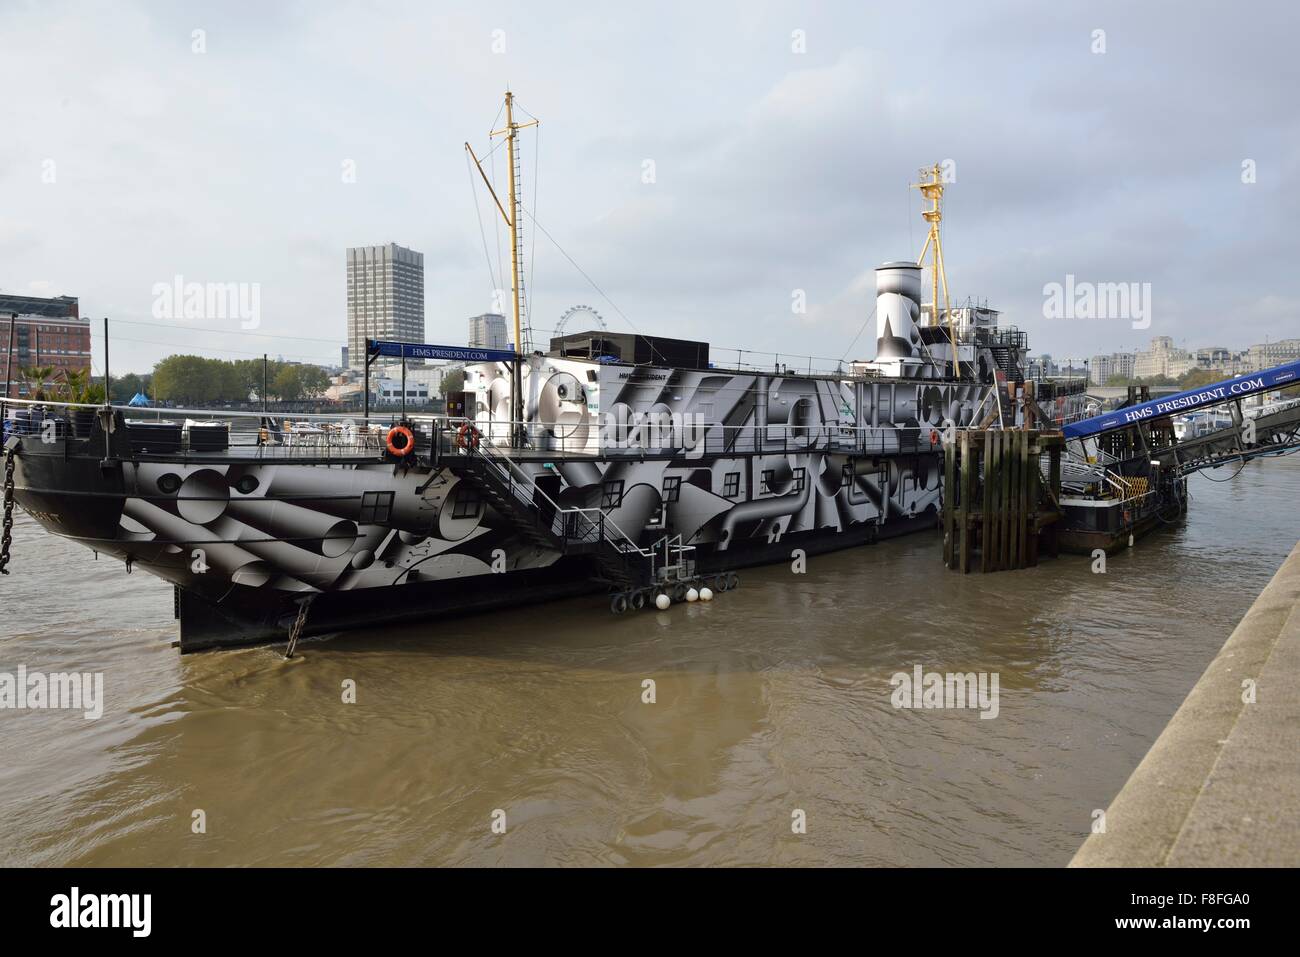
left=157, top=473, right=182, bottom=494
left=235, top=475, right=260, bottom=495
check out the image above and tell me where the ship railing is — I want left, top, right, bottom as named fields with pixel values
left=467, top=437, right=653, bottom=560
left=452, top=415, right=965, bottom=459
left=1101, top=471, right=1157, bottom=507
left=0, top=396, right=455, bottom=461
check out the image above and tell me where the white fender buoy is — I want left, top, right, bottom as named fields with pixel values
left=655, top=593, right=671, bottom=610
left=686, top=587, right=699, bottom=602
left=699, top=587, right=713, bottom=602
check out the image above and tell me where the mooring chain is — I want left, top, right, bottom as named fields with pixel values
left=0, top=451, right=15, bottom=576
left=283, top=595, right=315, bottom=659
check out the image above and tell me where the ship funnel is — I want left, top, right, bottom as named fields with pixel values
left=874, top=261, right=922, bottom=360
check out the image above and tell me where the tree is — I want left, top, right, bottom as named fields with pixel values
left=271, top=365, right=303, bottom=401
left=152, top=355, right=222, bottom=404
left=18, top=365, right=56, bottom=400
left=109, top=372, right=151, bottom=403
left=1176, top=368, right=1221, bottom=389
left=297, top=364, right=330, bottom=398
left=439, top=368, right=465, bottom=395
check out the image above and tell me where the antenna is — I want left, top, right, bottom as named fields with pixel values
left=466, top=90, right=538, bottom=445
left=912, top=163, right=962, bottom=379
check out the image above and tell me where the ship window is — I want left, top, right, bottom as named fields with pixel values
left=662, top=476, right=681, bottom=503
left=842, top=462, right=854, bottom=488
left=359, top=490, right=394, bottom=524
left=601, top=480, right=624, bottom=509
left=760, top=469, right=774, bottom=494
left=452, top=486, right=482, bottom=519
left=722, top=472, right=740, bottom=498
left=793, top=468, right=806, bottom=493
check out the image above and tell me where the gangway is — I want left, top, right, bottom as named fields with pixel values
left=1062, top=360, right=1300, bottom=439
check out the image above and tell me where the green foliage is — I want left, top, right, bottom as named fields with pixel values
left=1175, top=368, right=1221, bottom=389
left=149, top=355, right=330, bottom=404
left=109, top=372, right=153, bottom=403
left=439, top=368, right=465, bottom=395
left=18, top=365, right=57, bottom=400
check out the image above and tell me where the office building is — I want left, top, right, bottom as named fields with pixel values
left=468, top=313, right=509, bottom=350
left=346, top=243, right=424, bottom=370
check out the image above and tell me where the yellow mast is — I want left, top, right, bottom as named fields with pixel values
left=913, top=163, right=961, bottom=379
left=467, top=90, right=537, bottom=442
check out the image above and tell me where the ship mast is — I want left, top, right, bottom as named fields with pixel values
left=465, top=90, right=537, bottom=445
left=913, top=164, right=961, bottom=379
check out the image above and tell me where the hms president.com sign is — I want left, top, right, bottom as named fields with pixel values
left=367, top=340, right=518, bottom=364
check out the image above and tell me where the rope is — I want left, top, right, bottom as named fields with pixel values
left=283, top=594, right=315, bottom=659
left=519, top=208, right=672, bottom=368
left=0, top=449, right=13, bottom=575
left=466, top=149, right=500, bottom=297
left=526, top=122, right=539, bottom=338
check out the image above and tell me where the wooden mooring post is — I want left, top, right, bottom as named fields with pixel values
left=942, top=429, right=1064, bottom=573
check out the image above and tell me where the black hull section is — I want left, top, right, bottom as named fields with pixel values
left=8, top=410, right=947, bottom=652
left=175, top=559, right=599, bottom=652
left=174, top=508, right=936, bottom=652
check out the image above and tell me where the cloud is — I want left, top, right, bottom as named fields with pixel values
left=2, top=0, right=1297, bottom=372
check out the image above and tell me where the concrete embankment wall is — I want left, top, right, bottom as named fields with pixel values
left=1071, top=540, right=1300, bottom=867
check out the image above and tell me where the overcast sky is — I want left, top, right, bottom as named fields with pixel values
left=3, top=0, right=1297, bottom=374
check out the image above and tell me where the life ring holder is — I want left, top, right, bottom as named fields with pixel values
left=455, top=422, right=481, bottom=450
left=385, top=425, right=415, bottom=457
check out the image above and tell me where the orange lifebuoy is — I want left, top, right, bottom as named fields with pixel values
left=385, top=425, right=415, bottom=456
left=455, top=422, right=480, bottom=449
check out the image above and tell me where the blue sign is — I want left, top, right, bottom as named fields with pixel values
left=367, top=339, right=517, bottom=364
left=1063, top=360, right=1300, bottom=439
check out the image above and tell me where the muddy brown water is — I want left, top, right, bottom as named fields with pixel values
left=2, top=457, right=1297, bottom=866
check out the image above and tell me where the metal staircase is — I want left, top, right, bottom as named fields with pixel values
left=452, top=440, right=659, bottom=590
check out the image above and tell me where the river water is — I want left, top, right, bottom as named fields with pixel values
left=2, top=456, right=1298, bottom=866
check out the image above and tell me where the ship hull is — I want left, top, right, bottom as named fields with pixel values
left=8, top=347, right=1006, bottom=651
left=168, top=509, right=935, bottom=652
left=9, top=419, right=944, bottom=651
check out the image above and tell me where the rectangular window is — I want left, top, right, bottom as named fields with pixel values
left=662, top=476, right=682, bottom=503
left=601, top=479, right=625, bottom=510
left=359, top=490, right=394, bottom=524
left=452, top=486, right=482, bottom=519
left=760, top=469, right=774, bottom=494
left=793, top=467, right=806, bottom=492
left=722, top=472, right=740, bottom=498
left=842, top=462, right=854, bottom=488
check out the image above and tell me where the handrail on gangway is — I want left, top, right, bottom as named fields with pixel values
left=1061, top=360, right=1300, bottom=440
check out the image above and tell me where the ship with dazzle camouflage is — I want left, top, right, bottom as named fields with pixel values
left=1, top=92, right=1087, bottom=651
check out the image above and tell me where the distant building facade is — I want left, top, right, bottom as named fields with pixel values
left=1089, top=351, right=1136, bottom=385
left=1133, top=336, right=1195, bottom=380
left=0, top=293, right=89, bottom=397
left=346, top=243, right=424, bottom=370
left=1245, top=338, right=1300, bottom=372
left=468, top=313, right=508, bottom=350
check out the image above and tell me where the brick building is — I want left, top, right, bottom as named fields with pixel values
left=0, top=294, right=90, bottom=397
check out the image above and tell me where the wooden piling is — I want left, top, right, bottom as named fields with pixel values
left=942, top=427, right=1063, bottom=573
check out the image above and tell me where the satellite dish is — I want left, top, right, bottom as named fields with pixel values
left=555, top=304, right=606, bottom=338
